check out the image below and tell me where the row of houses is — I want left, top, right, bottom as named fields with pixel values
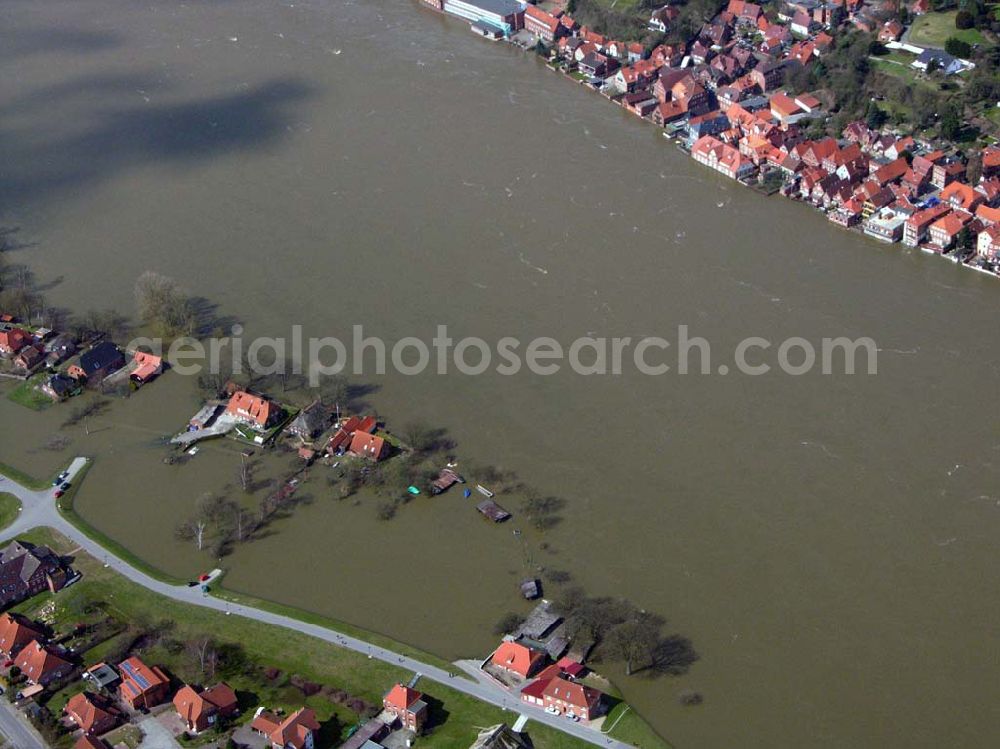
left=494, top=0, right=999, bottom=273
left=488, top=640, right=603, bottom=721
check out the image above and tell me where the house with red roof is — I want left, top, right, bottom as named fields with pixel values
left=0, top=328, right=30, bottom=355
left=15, top=640, right=73, bottom=686
left=871, top=157, right=909, bottom=187
left=65, top=691, right=121, bottom=735
left=251, top=706, right=320, bottom=749
left=118, top=656, right=171, bottom=710
left=173, top=682, right=238, bottom=733
left=829, top=197, right=865, bottom=228
left=902, top=203, right=951, bottom=247
left=14, top=345, right=44, bottom=371
left=490, top=641, right=546, bottom=679
left=940, top=181, right=983, bottom=214
left=769, top=92, right=803, bottom=125
left=977, top=224, right=1000, bottom=259
left=982, top=147, right=1000, bottom=179
left=691, top=135, right=755, bottom=180
left=652, top=100, right=686, bottom=127
left=928, top=211, right=972, bottom=250
left=671, top=76, right=712, bottom=116
left=878, top=20, right=903, bottom=41
left=0, top=612, right=45, bottom=659
left=383, top=683, right=429, bottom=731
left=932, top=159, right=965, bottom=190
left=129, top=351, right=162, bottom=386
left=555, top=657, right=586, bottom=679
left=521, top=676, right=603, bottom=721
left=225, top=391, right=276, bottom=430
left=348, top=431, right=388, bottom=461
left=524, top=4, right=562, bottom=42
left=975, top=204, right=1000, bottom=226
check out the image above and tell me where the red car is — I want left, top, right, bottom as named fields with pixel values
left=54, top=489, right=64, bottom=499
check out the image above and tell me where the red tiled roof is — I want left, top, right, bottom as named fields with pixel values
left=0, top=328, right=30, bottom=353
left=15, top=640, right=71, bottom=683
left=540, top=676, right=603, bottom=711
left=348, top=431, right=387, bottom=460
left=225, top=391, right=273, bottom=428
left=975, top=204, right=1000, bottom=224
left=0, top=613, right=44, bottom=657
left=385, top=684, right=423, bottom=711
left=940, top=181, right=981, bottom=211
left=491, top=641, right=545, bottom=678
left=524, top=4, right=560, bottom=33
left=65, top=691, right=117, bottom=734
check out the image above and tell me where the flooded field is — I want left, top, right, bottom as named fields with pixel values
left=2, top=0, right=1000, bottom=746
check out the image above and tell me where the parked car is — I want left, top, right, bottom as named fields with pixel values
left=54, top=489, right=64, bottom=498
left=52, top=471, right=69, bottom=486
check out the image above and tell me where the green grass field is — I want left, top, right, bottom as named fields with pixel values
left=6, top=375, right=53, bottom=411
left=0, top=492, right=21, bottom=531
left=908, top=11, right=987, bottom=48
left=5, top=527, right=668, bottom=749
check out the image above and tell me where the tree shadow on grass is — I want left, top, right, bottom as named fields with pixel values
left=421, top=693, right=451, bottom=734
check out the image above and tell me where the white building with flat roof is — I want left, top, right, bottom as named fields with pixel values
left=443, top=0, right=524, bottom=36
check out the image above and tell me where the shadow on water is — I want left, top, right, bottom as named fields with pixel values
left=0, top=77, right=316, bottom=207
left=0, top=73, right=166, bottom=116
left=0, top=25, right=122, bottom=63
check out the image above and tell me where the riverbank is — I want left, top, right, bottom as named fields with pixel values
left=4, top=526, right=625, bottom=749
left=0, top=456, right=668, bottom=749
left=5, top=0, right=1000, bottom=744
left=421, top=2, right=1000, bottom=281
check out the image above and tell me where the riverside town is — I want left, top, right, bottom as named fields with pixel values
left=418, top=0, right=1000, bottom=275
left=1, top=0, right=998, bottom=747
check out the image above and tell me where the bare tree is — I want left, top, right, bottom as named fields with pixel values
left=193, top=519, right=207, bottom=550
left=233, top=505, right=253, bottom=542
left=238, top=456, right=254, bottom=493
left=186, top=636, right=218, bottom=679
left=605, top=614, right=663, bottom=676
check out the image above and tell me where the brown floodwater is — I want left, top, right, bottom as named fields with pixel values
left=2, top=0, right=1000, bottom=746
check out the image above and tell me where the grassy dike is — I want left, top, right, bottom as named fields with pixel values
left=0, top=460, right=59, bottom=490
left=15, top=456, right=669, bottom=749
left=6, top=527, right=663, bottom=749
left=0, top=492, right=21, bottom=531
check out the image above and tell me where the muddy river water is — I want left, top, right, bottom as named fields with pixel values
left=2, top=0, right=999, bottom=746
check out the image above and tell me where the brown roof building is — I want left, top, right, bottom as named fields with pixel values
left=490, top=641, right=546, bottom=679
left=0, top=612, right=45, bottom=659
left=383, top=684, right=429, bottom=732
left=251, top=706, right=320, bottom=749
left=225, top=391, right=276, bottom=429
left=173, top=682, right=239, bottom=733
left=14, top=640, right=74, bottom=686
left=0, top=540, right=71, bottom=608
left=65, top=691, right=121, bottom=735
left=118, top=657, right=171, bottom=710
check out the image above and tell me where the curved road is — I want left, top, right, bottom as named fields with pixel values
left=0, top=459, right=632, bottom=749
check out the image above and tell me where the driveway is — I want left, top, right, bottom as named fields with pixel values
left=136, top=714, right=183, bottom=749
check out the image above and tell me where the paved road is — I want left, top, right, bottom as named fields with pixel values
left=0, top=696, right=46, bottom=749
left=0, top=459, right=632, bottom=749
